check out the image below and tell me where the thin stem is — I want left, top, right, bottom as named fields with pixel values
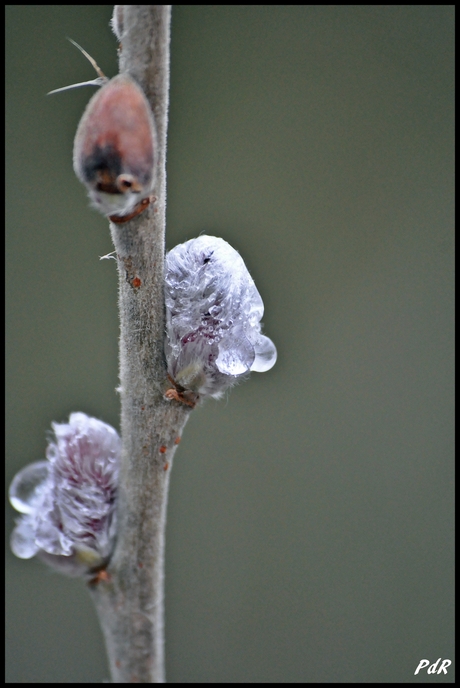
left=89, top=6, right=190, bottom=683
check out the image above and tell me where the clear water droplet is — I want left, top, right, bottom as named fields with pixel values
left=9, top=461, right=49, bottom=514
left=10, top=519, right=39, bottom=559
left=251, top=336, right=277, bottom=372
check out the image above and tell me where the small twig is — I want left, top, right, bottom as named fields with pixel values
left=88, top=6, right=190, bottom=683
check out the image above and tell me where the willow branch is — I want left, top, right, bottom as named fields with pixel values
left=88, top=6, right=190, bottom=683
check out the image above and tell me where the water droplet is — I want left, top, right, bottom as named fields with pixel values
left=9, top=461, right=49, bottom=514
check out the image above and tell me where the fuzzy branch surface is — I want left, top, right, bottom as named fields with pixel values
left=89, top=6, right=190, bottom=683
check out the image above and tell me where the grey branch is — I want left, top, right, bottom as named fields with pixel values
left=89, top=6, right=190, bottom=683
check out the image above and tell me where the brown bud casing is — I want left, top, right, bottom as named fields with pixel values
left=73, top=74, right=156, bottom=220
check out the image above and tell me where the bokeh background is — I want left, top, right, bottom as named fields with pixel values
left=6, top=5, right=454, bottom=683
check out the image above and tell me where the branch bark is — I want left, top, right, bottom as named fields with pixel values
left=88, top=6, right=190, bottom=682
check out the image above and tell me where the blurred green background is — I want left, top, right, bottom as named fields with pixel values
left=6, top=5, right=454, bottom=683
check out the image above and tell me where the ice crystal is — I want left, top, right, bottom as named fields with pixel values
left=164, top=236, right=277, bottom=403
left=9, top=413, right=120, bottom=577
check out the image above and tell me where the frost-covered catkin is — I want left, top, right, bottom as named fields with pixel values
left=164, top=236, right=277, bottom=405
left=9, top=413, right=120, bottom=577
